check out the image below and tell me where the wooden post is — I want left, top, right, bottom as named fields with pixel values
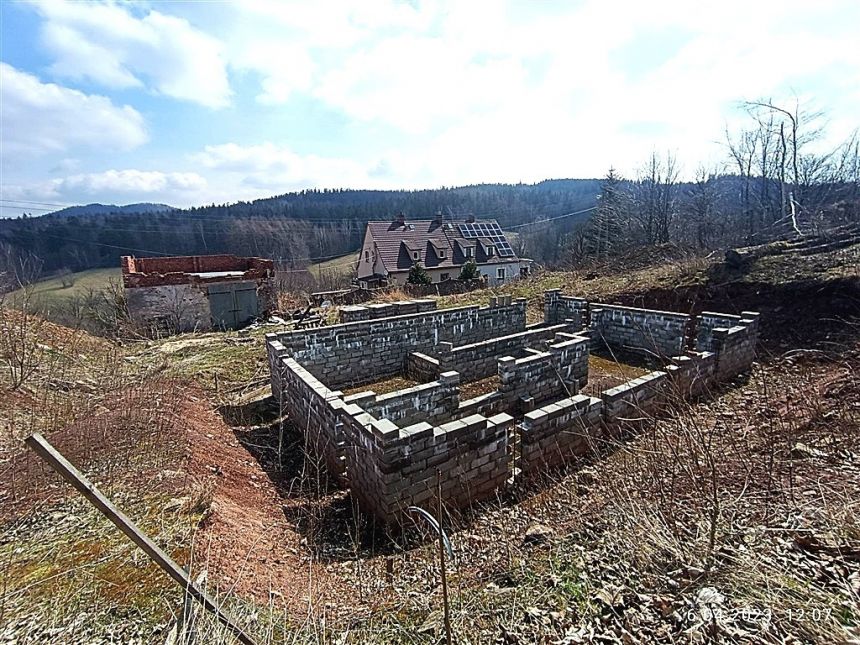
left=25, top=433, right=257, bottom=645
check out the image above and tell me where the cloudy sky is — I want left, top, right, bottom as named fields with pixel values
left=1, top=0, right=858, bottom=215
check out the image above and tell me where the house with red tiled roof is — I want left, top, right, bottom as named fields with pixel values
left=356, top=213, right=531, bottom=288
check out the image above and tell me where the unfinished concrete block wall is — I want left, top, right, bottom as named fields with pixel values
left=665, top=351, right=717, bottom=398
left=406, top=352, right=441, bottom=381
left=339, top=299, right=437, bottom=323
left=600, top=371, right=668, bottom=424
left=265, top=290, right=762, bottom=525
left=273, top=355, right=347, bottom=479
left=544, top=289, right=588, bottom=328
left=498, top=334, right=590, bottom=410
left=519, top=394, right=603, bottom=472
left=342, top=409, right=512, bottom=524
left=591, top=304, right=690, bottom=358
left=270, top=299, right=528, bottom=388
left=437, top=323, right=571, bottom=381
left=346, top=371, right=461, bottom=427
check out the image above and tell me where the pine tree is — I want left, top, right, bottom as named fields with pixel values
left=585, top=168, right=628, bottom=259
left=458, top=260, right=479, bottom=281
left=407, top=262, right=432, bottom=285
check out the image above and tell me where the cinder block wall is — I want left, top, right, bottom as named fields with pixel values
left=519, top=395, right=603, bottom=472
left=270, top=298, right=528, bottom=388
left=600, top=371, right=668, bottom=424
left=498, top=334, right=590, bottom=410
left=544, top=289, right=588, bottom=328
left=591, top=304, right=690, bottom=358
left=272, top=355, right=348, bottom=480
left=350, top=371, right=461, bottom=427
left=339, top=299, right=437, bottom=323
left=342, top=408, right=512, bottom=524
left=665, top=351, right=717, bottom=398
left=438, top=323, right=571, bottom=381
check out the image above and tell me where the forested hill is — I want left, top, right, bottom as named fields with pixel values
left=0, top=180, right=601, bottom=275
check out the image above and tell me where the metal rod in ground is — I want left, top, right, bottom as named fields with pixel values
left=437, top=471, right=453, bottom=645
left=24, top=432, right=258, bottom=645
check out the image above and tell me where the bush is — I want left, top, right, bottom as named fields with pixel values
left=458, top=260, right=479, bottom=281
left=407, top=263, right=432, bottom=285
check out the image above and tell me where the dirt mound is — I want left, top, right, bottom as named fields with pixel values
left=0, top=375, right=333, bottom=609
left=183, top=395, right=334, bottom=608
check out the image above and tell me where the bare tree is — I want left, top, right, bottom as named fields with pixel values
left=633, top=151, right=680, bottom=244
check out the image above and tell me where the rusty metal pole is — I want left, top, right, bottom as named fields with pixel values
left=25, top=433, right=257, bottom=645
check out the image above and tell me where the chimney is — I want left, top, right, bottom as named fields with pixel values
left=465, top=214, right=476, bottom=224
left=432, top=210, right=443, bottom=226
left=394, top=211, right=405, bottom=225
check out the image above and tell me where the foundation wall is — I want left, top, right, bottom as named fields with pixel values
left=437, top=324, right=571, bottom=381
left=349, top=371, right=461, bottom=427
left=600, top=370, right=668, bottom=424
left=269, top=298, right=527, bottom=388
left=520, top=395, right=604, bottom=472
left=339, top=299, right=437, bottom=323
left=272, top=355, right=347, bottom=480
left=498, top=334, right=590, bottom=411
left=591, top=304, right=689, bottom=358
left=264, top=290, right=762, bottom=525
left=343, top=410, right=512, bottom=524
left=544, top=289, right=588, bottom=328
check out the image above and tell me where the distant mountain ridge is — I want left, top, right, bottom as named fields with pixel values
left=49, top=202, right=176, bottom=217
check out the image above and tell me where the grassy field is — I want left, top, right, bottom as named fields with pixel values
left=9, top=267, right=120, bottom=307
left=307, top=250, right=359, bottom=277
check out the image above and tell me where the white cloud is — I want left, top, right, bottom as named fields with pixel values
left=30, top=0, right=231, bottom=108
left=0, top=63, right=147, bottom=157
left=3, top=169, right=208, bottom=208
left=193, top=142, right=373, bottom=189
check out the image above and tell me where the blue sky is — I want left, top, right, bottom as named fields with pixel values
left=1, top=0, right=858, bottom=216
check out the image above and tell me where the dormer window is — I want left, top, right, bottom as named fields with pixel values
left=487, top=246, right=495, bottom=257
left=412, top=251, right=420, bottom=261
left=438, top=249, right=446, bottom=259
left=365, top=250, right=370, bottom=262
left=465, top=247, right=473, bottom=258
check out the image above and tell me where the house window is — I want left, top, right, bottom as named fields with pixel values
left=413, top=251, right=420, bottom=261
left=438, top=249, right=446, bottom=258
left=465, top=247, right=473, bottom=258
left=497, top=267, right=505, bottom=280
left=365, top=250, right=370, bottom=262
left=487, top=246, right=495, bottom=257
left=440, top=272, right=450, bottom=281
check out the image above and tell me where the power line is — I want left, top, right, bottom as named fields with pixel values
left=0, top=198, right=74, bottom=208
left=505, top=205, right=598, bottom=229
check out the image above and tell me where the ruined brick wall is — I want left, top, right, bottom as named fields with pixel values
left=544, top=289, right=588, bottom=328
left=270, top=298, right=528, bottom=388
left=339, top=299, right=436, bottom=323
left=342, top=409, right=512, bottom=524
left=125, top=283, right=210, bottom=333
left=519, top=395, right=603, bottom=472
left=437, top=323, right=571, bottom=381
left=123, top=254, right=276, bottom=332
left=591, top=304, right=690, bottom=358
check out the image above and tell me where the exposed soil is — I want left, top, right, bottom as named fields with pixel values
left=181, top=389, right=336, bottom=609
